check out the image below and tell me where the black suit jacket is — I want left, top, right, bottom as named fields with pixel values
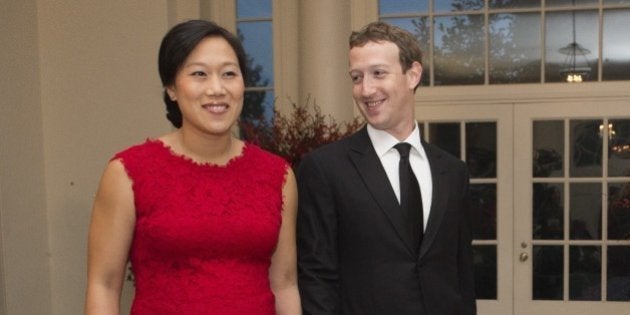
left=297, top=126, right=476, bottom=315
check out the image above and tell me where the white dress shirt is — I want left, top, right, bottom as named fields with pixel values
left=366, top=123, right=433, bottom=232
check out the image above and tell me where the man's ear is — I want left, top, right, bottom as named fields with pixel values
left=407, top=61, right=422, bottom=90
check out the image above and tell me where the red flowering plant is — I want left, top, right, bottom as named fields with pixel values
left=609, top=182, right=630, bottom=240
left=239, top=99, right=364, bottom=168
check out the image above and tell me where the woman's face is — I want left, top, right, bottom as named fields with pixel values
left=166, top=36, right=244, bottom=137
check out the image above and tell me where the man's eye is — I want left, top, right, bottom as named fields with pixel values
left=350, top=75, right=362, bottom=83
left=373, top=70, right=386, bottom=77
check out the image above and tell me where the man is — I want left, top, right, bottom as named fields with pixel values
left=297, top=21, right=476, bottom=314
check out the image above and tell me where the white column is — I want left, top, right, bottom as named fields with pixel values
left=298, top=0, right=354, bottom=121
left=167, top=0, right=203, bottom=26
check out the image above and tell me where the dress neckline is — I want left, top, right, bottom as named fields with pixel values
left=149, top=138, right=249, bottom=168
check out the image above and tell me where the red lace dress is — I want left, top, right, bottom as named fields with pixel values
left=113, top=139, right=289, bottom=314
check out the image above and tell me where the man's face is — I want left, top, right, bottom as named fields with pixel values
left=349, top=40, right=422, bottom=140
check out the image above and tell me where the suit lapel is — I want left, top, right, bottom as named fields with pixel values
left=347, top=127, right=416, bottom=254
left=419, top=141, right=450, bottom=258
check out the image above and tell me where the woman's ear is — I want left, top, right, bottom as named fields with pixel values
left=165, top=86, right=177, bottom=101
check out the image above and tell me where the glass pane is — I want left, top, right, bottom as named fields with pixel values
left=237, top=0, right=271, bottom=18
left=435, top=0, right=483, bottom=12
left=533, top=120, right=564, bottom=177
left=429, top=122, right=461, bottom=158
left=570, top=183, right=602, bottom=240
left=381, top=17, right=431, bottom=87
left=603, top=9, right=630, bottom=81
left=466, top=122, right=497, bottom=178
left=608, top=182, right=630, bottom=240
left=238, top=21, right=274, bottom=87
left=533, top=245, right=563, bottom=300
left=607, top=246, right=630, bottom=301
left=609, top=119, right=630, bottom=176
left=569, top=245, right=601, bottom=301
left=533, top=183, right=564, bottom=240
left=472, top=245, right=497, bottom=299
left=419, top=122, right=426, bottom=141
left=242, top=90, right=274, bottom=124
left=546, top=0, right=598, bottom=6
left=434, top=15, right=485, bottom=85
left=379, top=0, right=428, bottom=14
left=490, top=0, right=541, bottom=9
left=545, top=10, right=599, bottom=83
left=570, top=120, right=603, bottom=177
left=471, top=184, right=497, bottom=240
left=489, top=13, right=541, bottom=84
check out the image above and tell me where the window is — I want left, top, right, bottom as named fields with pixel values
left=424, top=120, right=499, bottom=299
left=237, top=0, right=274, bottom=123
left=532, top=118, right=630, bottom=301
left=378, top=0, right=630, bottom=86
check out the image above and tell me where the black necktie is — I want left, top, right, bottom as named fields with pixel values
left=394, top=143, right=423, bottom=253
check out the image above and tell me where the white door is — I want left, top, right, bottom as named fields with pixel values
left=417, top=101, right=630, bottom=314
left=514, top=101, right=630, bottom=314
left=416, top=104, right=514, bottom=315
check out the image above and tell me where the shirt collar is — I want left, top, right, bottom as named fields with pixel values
left=367, top=123, right=423, bottom=158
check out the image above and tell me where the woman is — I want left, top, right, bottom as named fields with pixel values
left=85, top=20, right=300, bottom=314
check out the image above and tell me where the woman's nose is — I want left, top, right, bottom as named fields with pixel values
left=205, top=76, right=225, bottom=96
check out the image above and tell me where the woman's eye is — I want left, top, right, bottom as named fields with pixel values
left=191, top=71, right=206, bottom=77
left=224, top=71, right=238, bottom=78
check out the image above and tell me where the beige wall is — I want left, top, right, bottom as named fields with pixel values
left=37, top=1, right=174, bottom=313
left=1, top=0, right=51, bottom=314
left=1, top=0, right=174, bottom=313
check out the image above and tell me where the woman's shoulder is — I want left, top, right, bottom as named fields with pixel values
left=112, top=139, right=163, bottom=160
left=244, top=142, right=290, bottom=170
left=110, top=139, right=169, bottom=177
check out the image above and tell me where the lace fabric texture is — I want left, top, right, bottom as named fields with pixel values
left=114, top=139, right=288, bottom=314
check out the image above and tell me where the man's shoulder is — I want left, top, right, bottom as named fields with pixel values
left=422, top=141, right=468, bottom=169
left=298, top=130, right=364, bottom=172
